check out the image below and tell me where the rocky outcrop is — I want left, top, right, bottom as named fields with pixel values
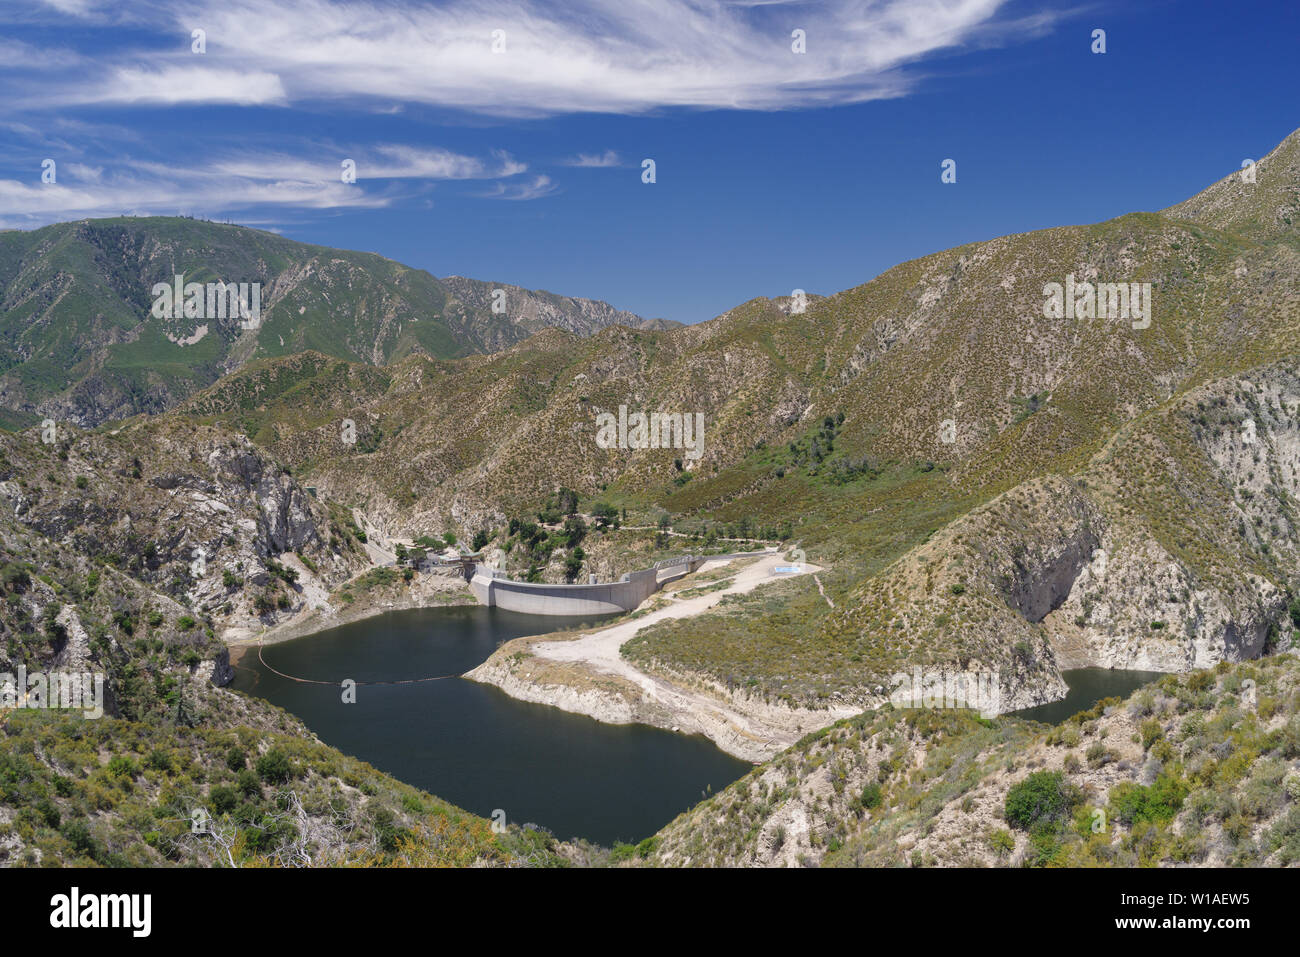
left=1048, top=363, right=1300, bottom=672
left=196, top=647, right=235, bottom=687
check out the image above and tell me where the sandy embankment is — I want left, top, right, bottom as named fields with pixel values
left=467, top=554, right=859, bottom=762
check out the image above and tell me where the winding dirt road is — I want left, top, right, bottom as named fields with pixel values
left=511, top=553, right=859, bottom=760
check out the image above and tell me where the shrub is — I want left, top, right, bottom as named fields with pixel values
left=237, top=769, right=262, bottom=797
left=60, top=819, right=98, bottom=859
left=860, top=782, right=883, bottom=810
left=1285, top=773, right=1300, bottom=803
left=209, top=785, right=239, bottom=814
left=1086, top=742, right=1115, bottom=768
left=1108, top=774, right=1190, bottom=828
left=145, top=749, right=172, bottom=773
left=608, top=842, right=637, bottom=864
left=256, top=749, right=293, bottom=784
left=988, top=828, right=1015, bottom=857
left=1140, top=718, right=1164, bottom=751
left=106, top=755, right=137, bottom=780
left=1005, top=771, right=1078, bottom=831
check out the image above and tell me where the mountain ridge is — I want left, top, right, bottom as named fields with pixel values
left=0, top=216, right=650, bottom=429
left=2, top=126, right=1299, bottom=868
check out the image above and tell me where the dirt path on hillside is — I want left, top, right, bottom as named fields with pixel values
left=469, top=554, right=859, bottom=761
left=537, top=554, right=806, bottom=677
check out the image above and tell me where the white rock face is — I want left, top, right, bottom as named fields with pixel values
left=1048, top=365, right=1300, bottom=673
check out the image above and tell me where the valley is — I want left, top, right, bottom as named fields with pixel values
left=1, top=125, right=1298, bottom=869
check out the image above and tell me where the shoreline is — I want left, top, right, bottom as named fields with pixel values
left=224, top=571, right=477, bottom=665
left=224, top=552, right=861, bottom=762
left=468, top=554, right=860, bottom=761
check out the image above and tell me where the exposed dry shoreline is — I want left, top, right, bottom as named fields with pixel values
left=223, top=553, right=858, bottom=761
left=467, top=555, right=859, bottom=761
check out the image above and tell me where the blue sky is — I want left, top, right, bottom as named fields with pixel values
left=1, top=0, right=1297, bottom=323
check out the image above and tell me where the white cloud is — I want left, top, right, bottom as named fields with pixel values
left=206, top=145, right=525, bottom=182
left=63, top=162, right=104, bottom=182
left=476, top=175, right=558, bottom=201
left=563, top=150, right=623, bottom=168
left=36, top=0, right=103, bottom=14
left=76, top=66, right=288, bottom=106
left=0, top=173, right=389, bottom=228
left=0, top=140, right=532, bottom=226
left=8, top=0, right=1034, bottom=117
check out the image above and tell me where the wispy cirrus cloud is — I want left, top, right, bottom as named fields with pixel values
left=475, top=174, right=558, bottom=201
left=5, top=0, right=1045, bottom=117
left=207, top=145, right=526, bottom=182
left=562, top=150, right=624, bottom=168
left=0, top=143, right=531, bottom=228
left=0, top=169, right=388, bottom=229
left=0, top=0, right=1059, bottom=227
left=77, top=66, right=288, bottom=106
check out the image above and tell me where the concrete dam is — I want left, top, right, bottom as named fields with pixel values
left=469, top=555, right=709, bottom=616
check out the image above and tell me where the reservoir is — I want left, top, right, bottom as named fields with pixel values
left=231, top=605, right=751, bottom=846
left=1010, top=668, right=1168, bottom=725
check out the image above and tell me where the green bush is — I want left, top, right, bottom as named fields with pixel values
left=1005, top=771, right=1078, bottom=831
left=209, top=785, right=239, bottom=814
left=608, top=842, right=636, bottom=864
left=106, top=755, right=137, bottom=780
left=60, top=819, right=98, bottom=860
left=988, top=828, right=1015, bottom=857
left=237, top=769, right=262, bottom=797
left=145, top=749, right=172, bottom=773
left=1108, top=774, right=1189, bottom=828
left=256, top=749, right=292, bottom=784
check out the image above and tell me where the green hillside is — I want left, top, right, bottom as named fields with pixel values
left=0, top=216, right=645, bottom=428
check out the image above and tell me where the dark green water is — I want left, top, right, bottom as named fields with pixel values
left=231, top=605, right=751, bottom=846
left=1010, top=668, right=1167, bottom=725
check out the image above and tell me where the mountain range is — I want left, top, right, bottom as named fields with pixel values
left=0, top=126, right=1298, bottom=867
left=0, top=216, right=669, bottom=429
